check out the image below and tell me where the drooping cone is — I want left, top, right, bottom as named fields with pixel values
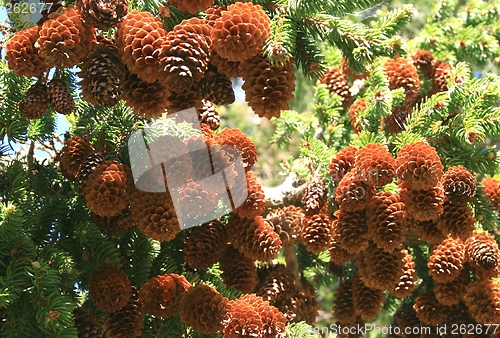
left=210, top=52, right=242, bottom=78
left=391, top=308, right=421, bottom=338
left=78, top=39, right=125, bottom=107
left=352, top=274, right=385, bottom=321
left=390, top=249, right=417, bottom=298
left=178, top=179, right=217, bottom=217
left=226, top=215, right=282, bottom=262
left=329, top=225, right=357, bottom=264
left=179, top=284, right=228, bottom=334
left=18, top=81, right=49, bottom=119
left=399, top=183, right=444, bottom=222
left=265, top=206, right=303, bottom=246
left=348, top=98, right=367, bottom=133
left=48, top=77, right=75, bottom=115
left=89, top=265, right=132, bottom=313
left=211, top=2, right=271, bottom=63
left=437, top=201, right=475, bottom=241
left=197, top=100, right=221, bottom=130
left=481, top=177, right=500, bottom=212
left=240, top=294, right=287, bottom=338
left=76, top=0, right=128, bottom=30
left=139, top=273, right=191, bottom=318
left=465, top=230, right=500, bottom=279
left=5, top=26, right=47, bottom=77
left=166, top=87, right=204, bottom=114
left=59, top=136, right=94, bottom=180
left=354, top=143, right=396, bottom=187
left=183, top=220, right=227, bottom=270
left=73, top=307, right=104, bottom=338
left=205, top=5, right=225, bottom=27
left=464, top=279, right=500, bottom=324
left=366, top=191, right=407, bottom=253
left=428, top=235, right=465, bottom=283
left=384, top=58, right=420, bottom=104
left=434, top=269, right=470, bottom=306
left=414, top=219, right=447, bottom=245
left=215, top=128, right=258, bottom=171
left=219, top=246, right=258, bottom=294
left=77, top=152, right=104, bottom=194
left=431, top=61, right=453, bottom=93
left=103, top=286, right=144, bottom=338
left=335, top=170, right=374, bottom=212
left=441, top=302, right=478, bottom=332
left=441, top=165, right=476, bottom=204
left=257, top=266, right=296, bottom=304
left=116, top=11, right=166, bottom=82
left=319, top=66, right=353, bottom=109
left=169, top=0, right=214, bottom=14
left=331, top=279, right=357, bottom=325
left=37, top=5, right=96, bottom=69
left=357, top=244, right=405, bottom=291
left=240, top=55, right=295, bottom=119
left=334, top=209, right=368, bottom=255
left=199, top=65, right=235, bottom=105
left=221, top=298, right=263, bottom=338
left=413, top=290, right=444, bottom=326
left=301, top=211, right=333, bottom=254
left=83, top=160, right=132, bottom=218
left=395, top=141, right=444, bottom=191
left=384, top=103, right=412, bottom=134
left=231, top=171, right=266, bottom=219
left=329, top=146, right=357, bottom=183
left=411, top=49, right=435, bottom=78
left=274, top=281, right=319, bottom=325
left=301, top=177, right=327, bottom=216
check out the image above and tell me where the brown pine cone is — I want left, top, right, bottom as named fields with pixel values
left=354, top=143, right=396, bottom=187
left=414, top=219, right=447, bottom=245
left=482, top=177, right=500, bottom=211
left=431, top=61, right=453, bottom=93
left=221, top=297, right=263, bottom=338
left=302, top=211, right=333, bottom=254
left=319, top=67, right=352, bottom=109
left=77, top=0, right=128, bottom=30
left=437, top=201, right=475, bottom=241
left=116, top=11, right=166, bottom=82
left=219, top=246, right=258, bottom=294
left=103, top=286, right=144, bottom=338
left=37, top=5, right=95, bottom=69
left=226, top=215, right=282, bottom=261
left=205, top=5, right=225, bottom=27
left=434, top=269, right=470, bottom=306
left=59, top=136, right=94, bottom=180
left=329, top=146, right=357, bottom=183
left=335, top=170, right=374, bottom=212
left=18, top=81, right=49, bottom=119
left=241, top=294, right=287, bottom=338
left=384, top=58, right=420, bottom=104
left=390, top=249, right=417, bottom=298
left=348, top=98, right=367, bottom=133
left=400, top=183, right=444, bottom=222
left=169, top=0, right=214, bottom=14
left=274, top=286, right=319, bottom=325
left=179, top=284, right=228, bottom=334
left=199, top=66, right=235, bottom=105
left=257, top=266, right=296, bottom=304
left=139, top=273, right=191, bottom=318
left=334, top=209, right=368, bottom=255
left=465, top=230, right=500, bottom=279
left=413, top=290, right=444, bottom=326
left=215, top=128, right=258, bottom=171
left=384, top=103, right=412, bottom=134
left=465, top=279, right=500, bottom=324
left=441, top=302, right=478, bottom=333
left=366, top=191, right=407, bottom=253
left=266, top=206, right=303, bottom=246
left=183, top=220, right=227, bottom=270
left=211, top=2, right=271, bottom=63
left=89, top=265, right=131, bottom=313
left=231, top=171, right=266, bottom=219
left=5, top=26, right=47, bottom=77
left=329, top=225, right=357, bottom=264
left=411, top=49, right=435, bottom=78
left=210, top=52, right=241, bottom=78
left=166, top=87, right=204, bottom=113
left=77, top=152, right=104, bottom=194
left=352, top=274, right=385, bottom=321
left=395, top=141, right=444, bottom=191
left=441, top=165, right=476, bottom=204
left=392, top=308, right=421, bottom=338
left=73, top=307, right=104, bottom=338
left=332, top=279, right=357, bottom=325
left=92, top=208, right=135, bottom=234
left=301, top=177, right=327, bottom=216
left=240, top=55, right=295, bottom=119
left=177, top=179, right=217, bottom=217
left=48, top=77, right=75, bottom=115
left=197, top=100, right=221, bottom=130
left=428, top=235, right=466, bottom=283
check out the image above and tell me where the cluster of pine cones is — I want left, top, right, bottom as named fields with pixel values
left=6, top=0, right=296, bottom=121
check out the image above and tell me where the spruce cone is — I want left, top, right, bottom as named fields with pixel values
left=390, top=249, right=417, bottom=298
left=48, top=78, right=75, bottom=115
left=37, top=5, right=95, bottom=69
left=59, top=136, right=94, bottom=180
left=464, top=279, right=500, bottom=324
left=103, top=286, right=144, bottom=338
left=441, top=165, right=476, bottom=204
left=357, top=244, right=405, bottom=291
left=92, top=208, right=135, bottom=234
left=329, top=146, right=357, bottom=183
left=241, top=294, right=287, bottom=338
left=348, top=98, right=367, bottom=133
left=18, top=81, right=49, bottom=119
left=166, top=87, right=204, bottom=113
left=199, top=66, right=235, bottom=105
left=139, top=273, right=191, bottom=318
left=384, top=58, right=420, bottom=104
left=334, top=209, right=368, bottom=255
left=219, top=246, right=258, bottom=294
left=400, top=184, right=444, bottom=222
left=240, top=56, right=295, bottom=119
left=366, top=191, right=407, bottom=253
left=73, top=308, right=104, bottom=338
left=169, top=0, right=214, bottom=14
left=482, top=177, right=500, bottom=212
left=78, top=41, right=125, bottom=107
left=332, top=279, right=357, bottom=325
left=205, top=5, right=225, bottom=27
left=116, top=11, right=166, bottom=82
left=183, top=220, right=227, bottom=270
left=301, top=177, right=327, bottom=216
left=198, top=100, right=220, bottom=130
left=354, top=143, right=396, bottom=187
left=302, top=211, right=333, bottom=254
left=413, top=290, right=444, bottom=326
left=232, top=171, right=266, bottom=220
left=120, top=70, right=169, bottom=119
left=465, top=230, right=500, bottom=279
left=266, top=206, right=303, bottom=246
left=319, top=66, right=352, bottom=109
left=329, top=226, right=357, bottom=264
left=83, top=161, right=131, bottom=218
left=76, top=0, right=128, bottom=30
left=211, top=2, right=271, bottom=63
left=352, top=274, right=385, bottom=321
left=89, top=265, right=131, bottom=313
left=221, top=298, right=263, bottom=338
left=437, top=201, right=475, bottom=241
left=411, top=49, right=435, bottom=78
left=395, top=141, right=444, bottom=191
left=257, top=266, right=296, bottom=303
left=415, top=219, right=447, bottom=245
left=5, top=26, right=47, bottom=77
left=178, top=179, right=217, bottom=217
left=77, top=152, right=104, bottom=193
left=274, top=284, right=319, bottom=325
left=428, top=235, right=465, bottom=283
left=431, top=61, right=453, bottom=93
left=215, top=128, right=258, bottom=171
left=335, top=170, right=374, bottom=212
left=434, top=269, right=470, bottom=306
left=392, top=308, right=421, bottom=338
left=385, top=103, right=412, bottom=134
left=210, top=52, right=241, bottom=78
left=179, top=284, right=228, bottom=334
left=226, top=215, right=282, bottom=261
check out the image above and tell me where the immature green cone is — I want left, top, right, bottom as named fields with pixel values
left=48, top=78, right=75, bottom=115
left=18, top=81, right=49, bottom=119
